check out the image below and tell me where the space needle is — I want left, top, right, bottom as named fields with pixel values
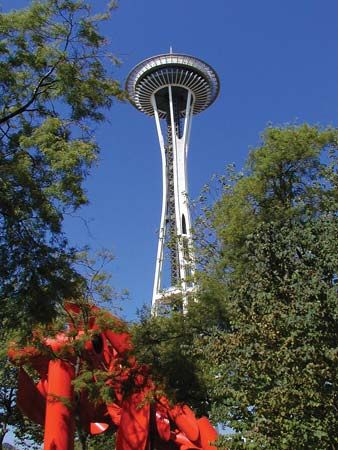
left=126, top=52, right=219, bottom=314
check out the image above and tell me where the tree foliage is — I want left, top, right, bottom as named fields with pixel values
left=194, top=125, right=338, bottom=449
left=74, top=426, right=116, bottom=450
left=0, top=0, right=124, bottom=329
left=134, top=125, right=338, bottom=449
left=132, top=305, right=216, bottom=417
left=0, top=1, right=124, bottom=446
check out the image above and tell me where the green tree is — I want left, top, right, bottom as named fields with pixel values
left=0, top=0, right=124, bottom=330
left=74, top=428, right=116, bottom=450
left=131, top=306, right=212, bottom=416
left=194, top=125, right=338, bottom=448
left=0, top=0, right=124, bottom=446
left=132, top=125, right=337, bottom=449
left=0, top=354, right=19, bottom=448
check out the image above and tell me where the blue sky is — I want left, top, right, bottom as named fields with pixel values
left=3, top=0, right=338, bottom=321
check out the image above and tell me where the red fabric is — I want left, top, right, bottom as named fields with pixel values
left=90, top=422, right=109, bottom=435
left=107, top=402, right=122, bottom=426
left=116, top=392, right=150, bottom=450
left=104, top=329, right=133, bottom=355
left=155, top=402, right=171, bottom=441
left=197, top=417, right=218, bottom=450
left=17, top=368, right=45, bottom=426
left=9, top=303, right=219, bottom=450
left=44, top=360, right=75, bottom=450
left=170, top=405, right=200, bottom=443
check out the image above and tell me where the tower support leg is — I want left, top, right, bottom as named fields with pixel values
left=150, top=87, right=195, bottom=314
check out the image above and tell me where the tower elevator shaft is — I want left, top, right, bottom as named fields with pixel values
left=165, top=98, right=181, bottom=286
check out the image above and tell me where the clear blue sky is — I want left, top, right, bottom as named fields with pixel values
left=3, top=0, right=338, bottom=321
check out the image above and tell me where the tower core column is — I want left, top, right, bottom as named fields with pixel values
left=126, top=53, right=219, bottom=315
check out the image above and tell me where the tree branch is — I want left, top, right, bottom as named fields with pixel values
left=0, top=64, right=60, bottom=126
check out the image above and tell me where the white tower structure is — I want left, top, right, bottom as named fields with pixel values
left=126, top=53, right=219, bottom=314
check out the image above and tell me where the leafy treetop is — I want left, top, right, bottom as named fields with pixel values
left=0, top=0, right=125, bottom=328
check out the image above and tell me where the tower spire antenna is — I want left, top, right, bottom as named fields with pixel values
left=126, top=53, right=219, bottom=315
